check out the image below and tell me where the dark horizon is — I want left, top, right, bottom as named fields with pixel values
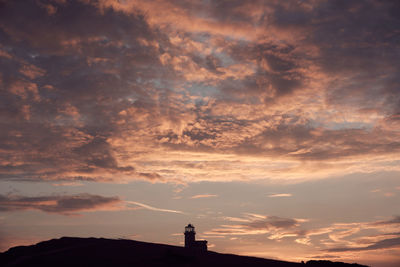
left=0, top=236, right=369, bottom=267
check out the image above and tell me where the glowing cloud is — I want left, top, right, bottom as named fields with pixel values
left=125, top=201, right=183, bottom=214
left=190, top=194, right=218, bottom=199
left=268, top=193, right=292, bottom=198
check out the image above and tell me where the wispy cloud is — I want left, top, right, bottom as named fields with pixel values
left=371, top=216, right=400, bottom=226
left=125, top=201, right=183, bottom=214
left=327, top=237, right=400, bottom=252
left=267, top=193, right=292, bottom=198
left=206, top=213, right=400, bottom=258
left=52, top=182, right=84, bottom=187
left=205, top=213, right=302, bottom=237
left=190, top=194, right=218, bottom=199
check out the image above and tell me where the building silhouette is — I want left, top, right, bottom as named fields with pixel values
left=184, top=224, right=207, bottom=251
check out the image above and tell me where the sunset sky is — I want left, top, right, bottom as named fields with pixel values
left=1, top=0, right=400, bottom=266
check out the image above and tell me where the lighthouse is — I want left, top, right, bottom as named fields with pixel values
left=184, top=224, right=196, bottom=247
left=184, top=224, right=207, bottom=251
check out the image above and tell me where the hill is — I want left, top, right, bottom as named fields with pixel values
left=0, top=237, right=368, bottom=267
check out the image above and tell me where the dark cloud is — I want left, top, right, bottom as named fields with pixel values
left=0, top=0, right=155, bottom=53
left=327, top=237, right=400, bottom=252
left=0, top=0, right=167, bottom=181
left=372, top=216, right=400, bottom=226
left=218, top=41, right=303, bottom=100
left=310, top=255, right=340, bottom=259
left=72, top=137, right=134, bottom=172
left=274, top=0, right=400, bottom=113
left=0, top=193, right=120, bottom=215
left=203, top=0, right=400, bottom=111
left=246, top=216, right=299, bottom=230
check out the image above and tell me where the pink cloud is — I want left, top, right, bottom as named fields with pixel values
left=190, top=194, right=218, bottom=199
left=0, top=194, right=122, bottom=215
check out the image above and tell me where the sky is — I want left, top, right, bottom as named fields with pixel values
left=0, top=0, right=400, bottom=266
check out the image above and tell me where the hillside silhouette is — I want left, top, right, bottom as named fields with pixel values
left=0, top=237, right=368, bottom=267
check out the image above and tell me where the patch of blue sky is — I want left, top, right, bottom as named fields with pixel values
left=186, top=82, right=219, bottom=98
left=308, top=117, right=374, bottom=131
left=323, top=121, right=374, bottom=131
left=190, top=32, right=239, bottom=66
left=216, top=51, right=236, bottom=67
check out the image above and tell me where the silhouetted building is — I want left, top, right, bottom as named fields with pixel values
left=184, top=224, right=207, bottom=251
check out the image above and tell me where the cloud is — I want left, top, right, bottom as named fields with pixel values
left=310, top=255, right=340, bottom=259
left=327, top=237, right=400, bottom=252
left=246, top=215, right=299, bottom=230
left=0, top=0, right=165, bottom=182
left=0, top=193, right=121, bottom=215
left=205, top=214, right=400, bottom=257
left=0, top=0, right=399, bottom=184
left=52, top=182, right=84, bottom=187
left=306, top=216, right=400, bottom=252
left=0, top=193, right=185, bottom=215
left=190, top=194, right=218, bottom=199
left=205, top=213, right=302, bottom=237
left=125, top=201, right=183, bottom=214
left=372, top=216, right=400, bottom=226
left=268, top=193, right=292, bottom=198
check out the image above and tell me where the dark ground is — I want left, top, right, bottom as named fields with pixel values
left=0, top=237, right=368, bottom=267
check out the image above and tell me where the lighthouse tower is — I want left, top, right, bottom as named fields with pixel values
left=184, top=223, right=196, bottom=248
left=184, top=224, right=207, bottom=251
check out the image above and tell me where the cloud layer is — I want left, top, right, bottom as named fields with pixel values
left=1, top=0, right=400, bottom=183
